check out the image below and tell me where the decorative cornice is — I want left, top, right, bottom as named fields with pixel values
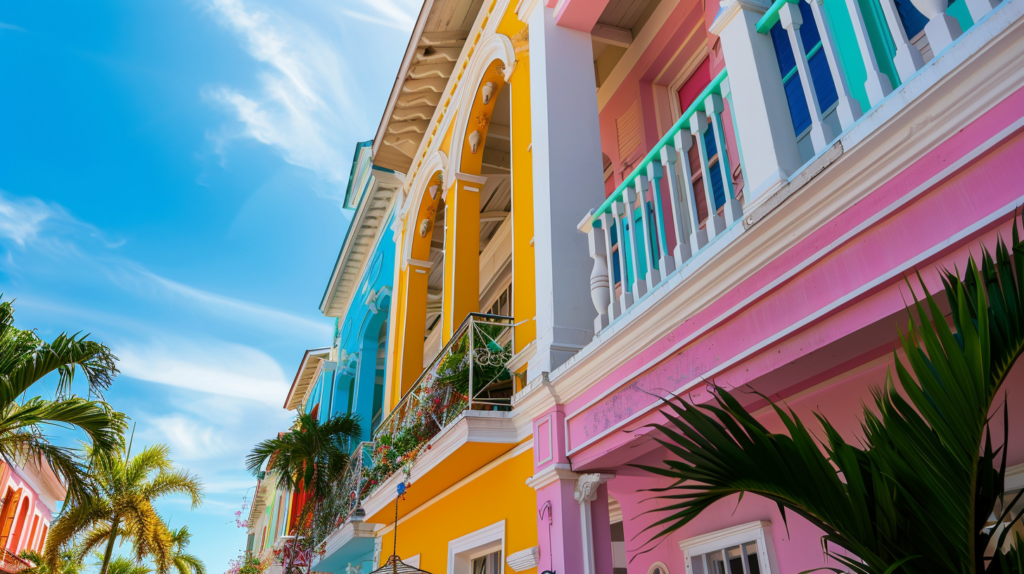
left=574, top=473, right=614, bottom=504
left=506, top=547, right=540, bottom=572
left=525, top=463, right=577, bottom=491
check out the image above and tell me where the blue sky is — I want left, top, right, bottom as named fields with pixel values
left=0, top=0, right=415, bottom=568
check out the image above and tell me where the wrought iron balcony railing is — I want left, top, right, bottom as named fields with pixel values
left=365, top=313, right=516, bottom=495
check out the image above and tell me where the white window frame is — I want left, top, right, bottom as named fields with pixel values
left=679, top=521, right=778, bottom=574
left=447, top=520, right=505, bottom=574
left=647, top=561, right=670, bottom=574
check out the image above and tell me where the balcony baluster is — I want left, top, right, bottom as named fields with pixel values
left=581, top=69, right=742, bottom=338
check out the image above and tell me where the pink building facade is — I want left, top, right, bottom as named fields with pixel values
left=514, top=0, right=1024, bottom=570
left=0, top=458, right=66, bottom=564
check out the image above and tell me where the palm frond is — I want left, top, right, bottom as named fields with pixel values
left=636, top=218, right=1024, bottom=574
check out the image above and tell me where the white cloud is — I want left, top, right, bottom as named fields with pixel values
left=340, top=0, right=418, bottom=31
left=132, top=267, right=331, bottom=337
left=117, top=337, right=290, bottom=406
left=0, top=190, right=330, bottom=339
left=0, top=22, right=25, bottom=32
left=152, top=414, right=233, bottom=460
left=0, top=191, right=63, bottom=246
left=202, top=0, right=364, bottom=195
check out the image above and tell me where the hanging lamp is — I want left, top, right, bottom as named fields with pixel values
left=369, top=482, right=432, bottom=574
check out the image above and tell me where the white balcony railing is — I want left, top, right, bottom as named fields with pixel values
left=581, top=69, right=743, bottom=336
left=582, top=0, right=1005, bottom=337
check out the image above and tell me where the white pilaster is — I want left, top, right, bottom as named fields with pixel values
left=575, top=473, right=615, bottom=574
left=710, top=0, right=802, bottom=201
left=524, top=4, right=607, bottom=380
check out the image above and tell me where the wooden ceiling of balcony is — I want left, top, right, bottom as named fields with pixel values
left=372, top=0, right=486, bottom=175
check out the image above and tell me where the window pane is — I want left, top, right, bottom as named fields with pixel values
left=708, top=550, right=728, bottom=574
left=744, top=542, right=761, bottom=574
left=691, top=556, right=707, bottom=574
left=728, top=545, right=745, bottom=574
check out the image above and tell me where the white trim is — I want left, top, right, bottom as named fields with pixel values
left=534, top=413, right=554, bottom=466
left=555, top=106, right=1024, bottom=455
left=680, top=521, right=778, bottom=574
left=565, top=194, right=1022, bottom=456
left=405, top=555, right=421, bottom=568
left=1007, top=463, right=1024, bottom=491
left=369, top=438, right=532, bottom=535
left=445, top=33, right=516, bottom=186
left=647, top=561, right=670, bottom=574
left=401, top=151, right=448, bottom=270
left=447, top=520, right=506, bottom=574
left=512, top=0, right=1024, bottom=442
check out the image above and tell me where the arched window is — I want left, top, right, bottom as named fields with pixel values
left=8, top=499, right=30, bottom=551
left=36, top=524, right=47, bottom=552
left=648, top=562, right=669, bottom=574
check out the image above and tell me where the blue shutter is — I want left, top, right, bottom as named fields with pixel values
left=771, top=22, right=812, bottom=135
left=771, top=9, right=838, bottom=137
left=895, top=0, right=928, bottom=38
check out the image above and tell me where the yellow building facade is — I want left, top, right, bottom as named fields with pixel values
left=346, top=0, right=542, bottom=571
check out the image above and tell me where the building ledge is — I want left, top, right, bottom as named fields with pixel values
left=362, top=411, right=519, bottom=524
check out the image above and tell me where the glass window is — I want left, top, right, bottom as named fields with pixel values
left=471, top=551, right=502, bottom=574
left=691, top=541, right=764, bottom=574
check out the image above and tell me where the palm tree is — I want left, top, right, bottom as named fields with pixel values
left=246, top=413, right=361, bottom=573
left=44, top=444, right=203, bottom=574
left=637, top=225, right=1024, bottom=573
left=168, top=526, right=205, bottom=574
left=101, top=556, right=152, bottom=574
left=0, top=297, right=126, bottom=504
left=18, top=548, right=83, bottom=574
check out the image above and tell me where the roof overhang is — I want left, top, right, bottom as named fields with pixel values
left=284, top=348, right=331, bottom=411
left=371, top=0, right=484, bottom=173
left=320, top=166, right=403, bottom=318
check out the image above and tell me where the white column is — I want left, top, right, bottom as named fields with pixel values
left=622, top=186, right=647, bottom=301
left=966, top=0, right=1000, bottom=24
left=780, top=2, right=835, bottom=153
left=705, top=94, right=744, bottom=225
left=659, top=145, right=694, bottom=269
left=636, top=175, right=662, bottom=292
left=845, top=0, right=894, bottom=106
left=523, top=2, right=607, bottom=381
left=691, top=111, right=726, bottom=240
left=808, top=0, right=863, bottom=129
left=587, top=222, right=610, bottom=334
left=673, top=132, right=708, bottom=252
left=611, top=199, right=634, bottom=314
left=646, top=161, right=675, bottom=276
left=710, top=0, right=802, bottom=201
left=598, top=212, right=620, bottom=322
left=575, top=473, right=615, bottom=574
left=919, top=0, right=962, bottom=54
left=874, top=0, right=926, bottom=81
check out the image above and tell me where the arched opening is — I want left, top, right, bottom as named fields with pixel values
left=370, top=318, right=388, bottom=433
left=9, top=498, right=29, bottom=551
left=423, top=195, right=446, bottom=367
left=477, top=82, right=513, bottom=318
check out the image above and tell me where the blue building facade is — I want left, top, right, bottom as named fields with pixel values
left=282, top=140, right=402, bottom=573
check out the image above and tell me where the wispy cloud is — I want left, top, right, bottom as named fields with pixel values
left=117, top=337, right=290, bottom=406
left=201, top=0, right=364, bottom=197
left=133, top=268, right=331, bottom=336
left=0, top=190, right=330, bottom=339
left=0, top=192, right=52, bottom=246
left=340, top=0, right=418, bottom=31
left=0, top=22, right=26, bottom=32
